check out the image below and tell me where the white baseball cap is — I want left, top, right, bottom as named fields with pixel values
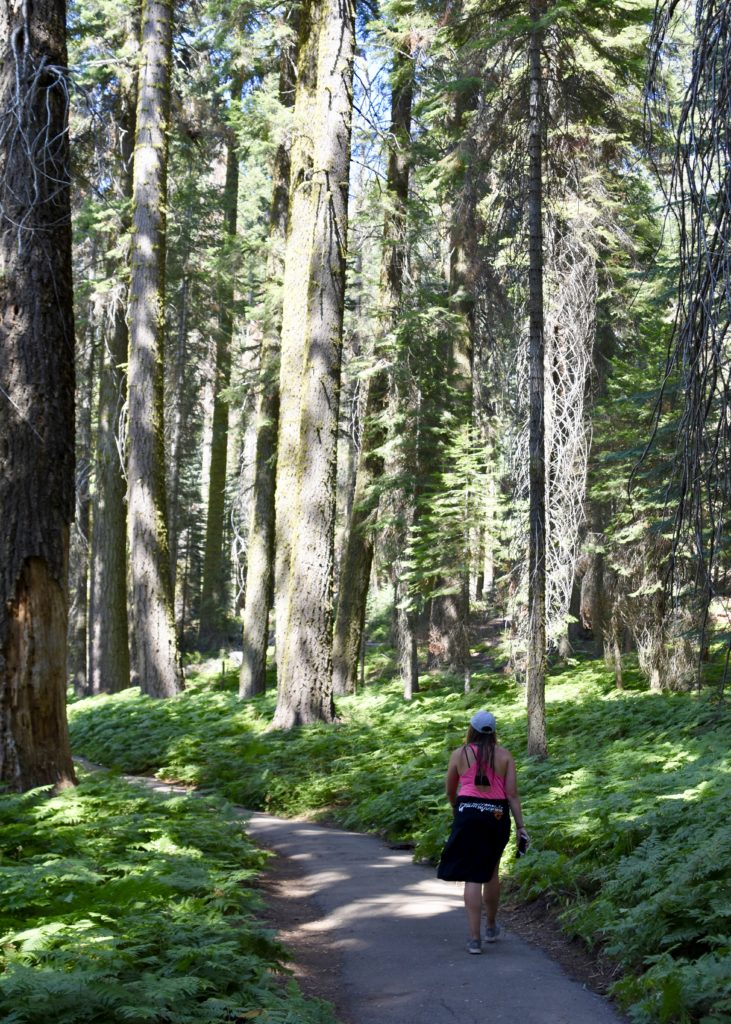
left=470, top=710, right=496, bottom=734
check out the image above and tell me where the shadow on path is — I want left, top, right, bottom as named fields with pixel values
left=243, top=811, right=627, bottom=1024
left=92, top=766, right=627, bottom=1024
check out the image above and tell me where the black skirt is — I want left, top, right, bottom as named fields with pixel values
left=437, top=797, right=511, bottom=883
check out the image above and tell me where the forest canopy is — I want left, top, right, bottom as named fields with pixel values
left=0, top=0, right=728, bottom=765
left=2, top=0, right=731, bottom=766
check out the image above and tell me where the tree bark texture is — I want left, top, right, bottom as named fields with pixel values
left=395, top=583, right=419, bottom=700
left=89, top=7, right=136, bottom=696
left=274, top=0, right=320, bottom=672
left=89, top=322, right=131, bottom=694
left=526, top=0, right=548, bottom=759
left=126, top=0, right=183, bottom=697
left=0, top=0, right=77, bottom=790
left=428, top=589, right=469, bottom=672
left=273, top=0, right=355, bottom=727
left=240, top=31, right=297, bottom=700
left=605, top=629, right=624, bottom=690
left=199, top=93, right=242, bottom=649
left=578, top=531, right=605, bottom=653
left=332, top=46, right=413, bottom=696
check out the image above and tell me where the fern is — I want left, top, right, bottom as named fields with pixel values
left=0, top=774, right=336, bottom=1024
left=67, top=657, right=731, bottom=1024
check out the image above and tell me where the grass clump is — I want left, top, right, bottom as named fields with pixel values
left=0, top=771, right=336, bottom=1024
left=68, top=659, right=731, bottom=1024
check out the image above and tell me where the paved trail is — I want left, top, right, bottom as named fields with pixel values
left=109, top=769, right=625, bottom=1024
left=244, top=812, right=626, bottom=1024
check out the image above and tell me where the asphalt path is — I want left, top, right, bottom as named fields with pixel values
left=243, top=811, right=627, bottom=1024
left=97, top=767, right=626, bottom=1024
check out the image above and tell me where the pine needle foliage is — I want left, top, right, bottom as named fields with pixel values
left=0, top=773, right=336, bottom=1024
left=69, top=660, right=731, bottom=1024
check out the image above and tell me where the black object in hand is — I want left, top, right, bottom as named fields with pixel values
left=517, top=833, right=529, bottom=857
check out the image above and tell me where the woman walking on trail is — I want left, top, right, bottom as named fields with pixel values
left=437, top=710, right=529, bottom=955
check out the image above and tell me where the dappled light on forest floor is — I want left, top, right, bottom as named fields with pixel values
left=69, top=654, right=731, bottom=1023
left=0, top=773, right=336, bottom=1024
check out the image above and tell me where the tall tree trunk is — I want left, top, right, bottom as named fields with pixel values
left=393, top=572, right=419, bottom=699
left=274, top=0, right=320, bottom=676
left=272, top=0, right=356, bottom=727
left=239, top=30, right=297, bottom=700
left=89, top=25, right=136, bottom=696
left=89, top=313, right=131, bottom=693
left=332, top=47, right=413, bottom=696
left=394, top=579, right=418, bottom=700
left=199, top=87, right=243, bottom=649
left=605, top=627, right=624, bottom=690
left=69, top=300, right=96, bottom=695
left=526, top=0, right=548, bottom=758
left=168, top=274, right=189, bottom=595
left=0, top=0, right=77, bottom=790
left=126, top=0, right=183, bottom=697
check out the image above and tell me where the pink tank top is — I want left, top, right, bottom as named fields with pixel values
left=458, top=744, right=508, bottom=799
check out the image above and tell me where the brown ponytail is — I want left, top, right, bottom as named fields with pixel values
left=465, top=724, right=496, bottom=776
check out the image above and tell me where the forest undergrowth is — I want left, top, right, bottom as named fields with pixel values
left=67, top=651, right=731, bottom=1024
left=0, top=772, right=337, bottom=1024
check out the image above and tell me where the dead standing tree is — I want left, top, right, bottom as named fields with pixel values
left=542, top=222, right=594, bottom=647
left=0, top=0, right=77, bottom=789
left=510, top=218, right=595, bottom=684
left=526, top=0, right=548, bottom=757
left=646, top=0, right=731, bottom=617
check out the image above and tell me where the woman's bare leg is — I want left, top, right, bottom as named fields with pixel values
left=463, top=882, right=482, bottom=939
left=482, top=871, right=500, bottom=929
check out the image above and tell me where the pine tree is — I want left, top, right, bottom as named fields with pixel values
left=0, top=0, right=77, bottom=789
left=88, top=5, right=138, bottom=695
left=126, top=0, right=183, bottom=697
left=427, top=31, right=481, bottom=677
left=272, top=0, right=356, bottom=727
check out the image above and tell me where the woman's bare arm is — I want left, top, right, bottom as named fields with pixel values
left=445, top=749, right=461, bottom=807
left=503, top=753, right=527, bottom=831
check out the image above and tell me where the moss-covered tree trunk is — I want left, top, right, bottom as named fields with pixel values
left=0, top=0, right=77, bottom=790
left=332, top=46, right=413, bottom=696
left=239, top=30, right=297, bottom=700
left=126, top=0, right=183, bottom=697
left=274, top=0, right=320, bottom=675
left=272, top=0, right=355, bottom=727
left=527, top=0, right=548, bottom=758
left=198, top=88, right=243, bottom=650
left=88, top=22, right=137, bottom=695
